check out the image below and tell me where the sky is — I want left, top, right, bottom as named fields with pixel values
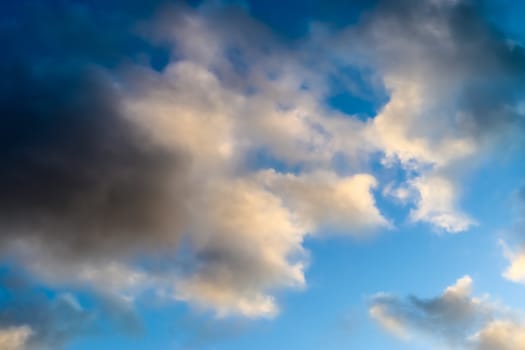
left=1, top=0, right=525, bottom=349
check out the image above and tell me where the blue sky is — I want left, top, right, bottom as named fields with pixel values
left=1, top=1, right=525, bottom=349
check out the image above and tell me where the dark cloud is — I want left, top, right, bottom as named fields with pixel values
left=0, top=4, right=194, bottom=346
left=0, top=63, right=190, bottom=260
left=0, top=1, right=192, bottom=260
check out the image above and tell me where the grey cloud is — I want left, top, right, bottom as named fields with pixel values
left=0, top=0, right=193, bottom=262
left=369, top=276, right=523, bottom=349
left=371, top=295, right=487, bottom=345
left=0, top=62, right=191, bottom=261
left=0, top=2, right=195, bottom=347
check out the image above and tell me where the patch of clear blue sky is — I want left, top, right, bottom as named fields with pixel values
left=326, top=65, right=389, bottom=120
left=54, top=1, right=525, bottom=348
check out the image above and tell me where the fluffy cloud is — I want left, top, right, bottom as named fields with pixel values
left=257, top=170, right=389, bottom=233
left=503, top=254, right=525, bottom=283
left=172, top=171, right=387, bottom=317
left=409, top=175, right=475, bottom=233
left=472, top=320, right=525, bottom=350
left=370, top=276, right=525, bottom=349
left=175, top=178, right=307, bottom=318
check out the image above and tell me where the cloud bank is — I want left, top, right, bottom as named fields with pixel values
left=1, top=0, right=525, bottom=348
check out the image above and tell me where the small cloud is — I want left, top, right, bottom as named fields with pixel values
left=369, top=276, right=523, bottom=349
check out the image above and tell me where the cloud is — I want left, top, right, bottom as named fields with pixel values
left=370, top=276, right=525, bottom=349
left=331, top=0, right=525, bottom=232
left=114, top=4, right=390, bottom=318
left=129, top=0, right=525, bottom=240
left=369, top=301, right=411, bottom=340
left=0, top=326, right=32, bottom=350
left=471, top=320, right=525, bottom=350
left=370, top=276, right=490, bottom=345
left=503, top=254, right=525, bottom=283
left=174, top=178, right=307, bottom=318
left=2, top=1, right=525, bottom=347
left=258, top=170, right=390, bottom=234
left=0, top=1, right=196, bottom=264
left=0, top=63, right=191, bottom=261
left=500, top=187, right=525, bottom=284
left=173, top=171, right=387, bottom=317
left=501, top=242, right=525, bottom=284
left=0, top=0, right=391, bottom=327
left=409, top=175, right=475, bottom=233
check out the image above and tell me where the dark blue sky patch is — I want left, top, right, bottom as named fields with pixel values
left=242, top=0, right=378, bottom=39
left=325, top=66, right=389, bottom=120
left=0, top=0, right=174, bottom=70
left=148, top=45, right=172, bottom=71
left=327, top=91, right=377, bottom=119
left=244, top=147, right=305, bottom=175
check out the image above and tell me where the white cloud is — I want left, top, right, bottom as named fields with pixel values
left=258, top=170, right=390, bottom=234
left=504, top=253, right=525, bottom=283
left=176, top=178, right=307, bottom=318
left=409, top=175, right=476, bottom=233
left=366, top=77, right=476, bottom=168
left=501, top=241, right=525, bottom=284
